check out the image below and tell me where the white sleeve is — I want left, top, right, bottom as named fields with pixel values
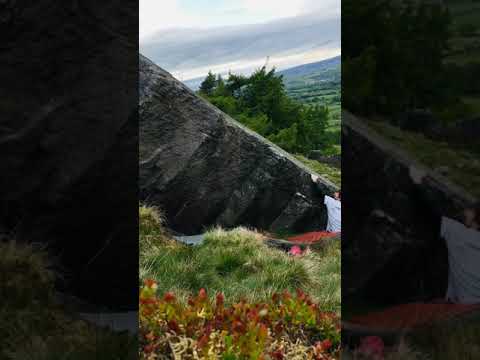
left=324, top=195, right=331, bottom=206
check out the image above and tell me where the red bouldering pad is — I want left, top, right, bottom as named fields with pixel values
left=287, top=231, right=340, bottom=244
left=345, top=303, right=480, bottom=332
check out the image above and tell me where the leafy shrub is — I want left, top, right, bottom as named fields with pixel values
left=139, top=280, right=341, bottom=359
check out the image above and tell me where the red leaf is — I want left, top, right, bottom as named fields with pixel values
left=163, top=292, right=176, bottom=303
left=216, top=292, right=225, bottom=306
left=199, top=288, right=208, bottom=300
left=167, top=320, right=180, bottom=333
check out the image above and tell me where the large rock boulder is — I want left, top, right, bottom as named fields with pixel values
left=1, top=1, right=138, bottom=309
left=342, top=111, right=477, bottom=305
left=139, top=55, right=337, bottom=235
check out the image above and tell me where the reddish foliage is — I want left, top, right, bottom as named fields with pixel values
left=139, top=280, right=341, bottom=359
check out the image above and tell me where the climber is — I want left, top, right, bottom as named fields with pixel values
left=343, top=204, right=480, bottom=336
left=284, top=188, right=341, bottom=248
left=324, top=190, right=341, bottom=233
left=440, top=203, right=480, bottom=304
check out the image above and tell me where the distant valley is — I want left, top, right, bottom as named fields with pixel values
left=279, top=56, right=341, bottom=130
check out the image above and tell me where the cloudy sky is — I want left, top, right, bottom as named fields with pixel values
left=140, top=0, right=340, bottom=80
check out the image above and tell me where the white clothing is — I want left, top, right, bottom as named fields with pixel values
left=324, top=195, right=341, bottom=233
left=441, top=216, right=480, bottom=304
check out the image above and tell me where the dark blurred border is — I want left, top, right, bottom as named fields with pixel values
left=342, top=0, right=480, bottom=357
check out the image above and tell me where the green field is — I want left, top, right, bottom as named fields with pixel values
left=283, top=65, right=341, bottom=132
left=280, top=60, right=341, bottom=157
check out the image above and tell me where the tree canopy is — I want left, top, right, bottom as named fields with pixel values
left=198, top=67, right=330, bottom=154
left=342, top=0, right=452, bottom=115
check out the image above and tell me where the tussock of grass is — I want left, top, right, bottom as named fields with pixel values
left=0, top=241, right=55, bottom=310
left=1, top=240, right=137, bottom=359
left=139, top=204, right=176, bottom=255
left=140, top=221, right=341, bottom=313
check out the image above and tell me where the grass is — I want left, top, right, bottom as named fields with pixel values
left=342, top=340, right=428, bottom=360
left=294, top=154, right=342, bottom=186
left=408, top=318, right=480, bottom=360
left=342, top=319, right=480, bottom=359
left=0, top=240, right=137, bottom=359
left=139, top=206, right=341, bottom=314
left=366, top=120, right=480, bottom=197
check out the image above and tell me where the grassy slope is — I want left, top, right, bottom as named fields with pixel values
left=294, top=154, right=341, bottom=187
left=139, top=206, right=341, bottom=314
left=367, top=120, right=480, bottom=197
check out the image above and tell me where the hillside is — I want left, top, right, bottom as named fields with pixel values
left=280, top=56, right=341, bottom=148
left=278, top=56, right=340, bottom=81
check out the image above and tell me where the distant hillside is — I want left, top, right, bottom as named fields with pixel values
left=278, top=56, right=340, bottom=81
left=184, top=55, right=341, bottom=91
left=280, top=56, right=341, bottom=134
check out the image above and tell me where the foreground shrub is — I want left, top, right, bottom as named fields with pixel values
left=139, top=279, right=341, bottom=359
left=0, top=240, right=137, bottom=359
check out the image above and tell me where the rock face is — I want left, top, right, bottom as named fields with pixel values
left=1, top=1, right=138, bottom=309
left=342, top=111, right=477, bottom=305
left=139, top=55, right=337, bottom=235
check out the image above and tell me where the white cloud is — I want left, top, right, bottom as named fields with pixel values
left=140, top=0, right=340, bottom=40
left=171, top=46, right=340, bottom=80
left=240, top=0, right=339, bottom=19
left=302, top=0, right=340, bottom=17
left=241, top=0, right=304, bottom=18
left=141, top=12, right=340, bottom=80
left=139, top=0, right=200, bottom=40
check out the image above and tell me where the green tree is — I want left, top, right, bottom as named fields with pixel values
left=268, top=123, right=299, bottom=153
left=199, top=71, right=217, bottom=96
left=304, top=105, right=329, bottom=149
left=197, top=67, right=331, bottom=155
left=342, top=0, right=451, bottom=115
